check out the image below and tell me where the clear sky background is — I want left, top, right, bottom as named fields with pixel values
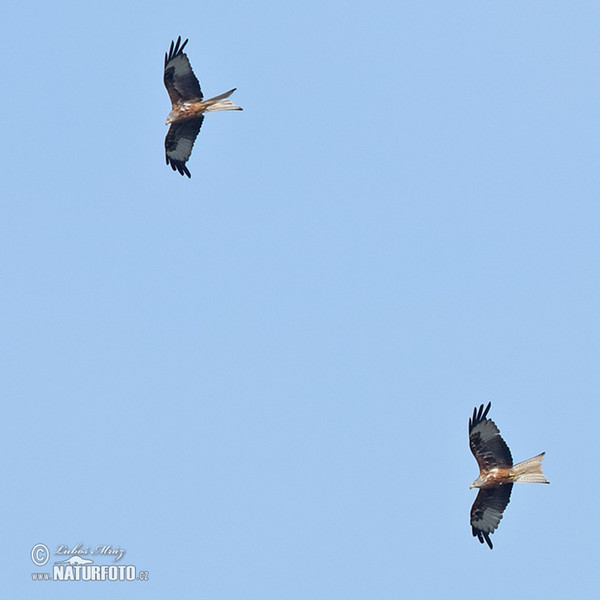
left=1, top=1, right=599, bottom=598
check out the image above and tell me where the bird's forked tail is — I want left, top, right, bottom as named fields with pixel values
left=202, top=88, right=243, bottom=112
left=511, top=452, right=550, bottom=484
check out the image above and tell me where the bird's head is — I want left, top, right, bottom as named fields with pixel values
left=165, top=110, right=176, bottom=125
left=470, top=476, right=483, bottom=489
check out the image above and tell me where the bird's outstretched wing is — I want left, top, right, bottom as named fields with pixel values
left=469, top=402, right=513, bottom=471
left=164, top=36, right=203, bottom=105
left=165, top=117, right=204, bottom=178
left=470, top=484, right=513, bottom=549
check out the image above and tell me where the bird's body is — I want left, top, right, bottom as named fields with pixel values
left=166, top=102, right=207, bottom=124
left=471, top=453, right=548, bottom=490
left=163, top=37, right=242, bottom=177
left=468, top=403, right=549, bottom=549
left=471, top=467, right=514, bottom=488
left=165, top=89, right=241, bottom=124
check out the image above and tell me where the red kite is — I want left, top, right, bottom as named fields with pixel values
left=469, top=403, right=549, bottom=549
left=164, top=36, right=242, bottom=177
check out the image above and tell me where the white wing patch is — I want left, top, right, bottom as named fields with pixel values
left=472, top=506, right=503, bottom=533
left=472, top=419, right=501, bottom=443
left=168, top=138, right=194, bottom=162
left=169, top=53, right=190, bottom=77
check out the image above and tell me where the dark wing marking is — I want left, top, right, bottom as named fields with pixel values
left=470, top=484, right=513, bottom=549
left=164, top=36, right=203, bottom=105
left=469, top=403, right=513, bottom=471
left=165, top=117, right=204, bottom=178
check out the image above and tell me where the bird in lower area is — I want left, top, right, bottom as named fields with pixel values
left=469, top=402, right=549, bottom=549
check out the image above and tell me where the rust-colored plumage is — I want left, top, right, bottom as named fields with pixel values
left=469, top=403, right=549, bottom=549
left=163, top=37, right=242, bottom=178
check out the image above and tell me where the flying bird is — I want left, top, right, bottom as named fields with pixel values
left=469, top=402, right=549, bottom=549
left=163, top=36, right=242, bottom=177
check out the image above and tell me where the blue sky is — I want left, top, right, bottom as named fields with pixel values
left=2, top=1, right=599, bottom=597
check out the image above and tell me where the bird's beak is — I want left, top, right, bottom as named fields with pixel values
left=469, top=484, right=475, bottom=489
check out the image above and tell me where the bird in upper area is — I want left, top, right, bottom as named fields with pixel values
left=469, top=402, right=549, bottom=549
left=163, top=36, right=242, bottom=177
